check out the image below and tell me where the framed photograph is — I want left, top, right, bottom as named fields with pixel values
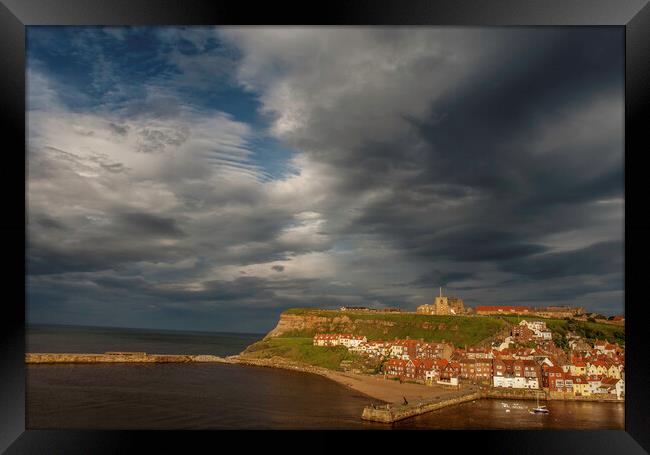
left=1, top=0, right=649, bottom=452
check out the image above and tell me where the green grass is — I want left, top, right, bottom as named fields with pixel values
left=498, top=315, right=624, bottom=346
left=242, top=337, right=363, bottom=370
left=277, top=308, right=508, bottom=346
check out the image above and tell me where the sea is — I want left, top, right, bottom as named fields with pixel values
left=26, top=325, right=624, bottom=430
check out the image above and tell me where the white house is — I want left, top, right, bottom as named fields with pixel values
left=615, top=378, right=625, bottom=399
left=495, top=337, right=513, bottom=351
left=389, top=344, right=406, bottom=358
left=355, top=341, right=389, bottom=357
left=338, top=335, right=367, bottom=348
left=534, top=330, right=553, bottom=340
left=493, top=376, right=539, bottom=389
left=520, top=320, right=547, bottom=331
left=313, top=334, right=341, bottom=346
left=437, top=377, right=459, bottom=386
left=424, top=369, right=438, bottom=382
left=587, top=377, right=602, bottom=394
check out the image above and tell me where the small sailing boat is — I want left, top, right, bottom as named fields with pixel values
left=530, top=391, right=550, bottom=414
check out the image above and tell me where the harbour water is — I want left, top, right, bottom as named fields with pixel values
left=26, top=325, right=624, bottom=430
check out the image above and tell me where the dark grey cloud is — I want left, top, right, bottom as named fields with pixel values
left=408, top=270, right=476, bottom=289
left=27, top=239, right=190, bottom=276
left=501, top=241, right=623, bottom=281
left=115, top=212, right=186, bottom=238
left=33, top=215, right=66, bottom=231
left=108, top=122, right=129, bottom=135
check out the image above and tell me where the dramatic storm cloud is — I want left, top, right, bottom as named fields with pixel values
left=27, top=27, right=624, bottom=332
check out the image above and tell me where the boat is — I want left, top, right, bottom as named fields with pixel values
left=530, top=392, right=550, bottom=414
left=530, top=405, right=549, bottom=414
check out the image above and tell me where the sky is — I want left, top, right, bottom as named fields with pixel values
left=26, top=27, right=624, bottom=333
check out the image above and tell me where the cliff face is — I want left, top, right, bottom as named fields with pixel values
left=265, top=313, right=330, bottom=338
left=264, top=312, right=397, bottom=339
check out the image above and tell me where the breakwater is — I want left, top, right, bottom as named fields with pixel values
left=25, top=352, right=227, bottom=364
left=25, top=352, right=325, bottom=372
left=362, top=391, right=482, bottom=423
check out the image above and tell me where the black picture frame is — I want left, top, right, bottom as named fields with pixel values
left=1, top=0, right=648, bottom=453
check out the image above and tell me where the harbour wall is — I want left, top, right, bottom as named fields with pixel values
left=25, top=353, right=226, bottom=364
left=483, top=387, right=623, bottom=403
left=362, top=391, right=481, bottom=423
left=362, top=387, right=623, bottom=423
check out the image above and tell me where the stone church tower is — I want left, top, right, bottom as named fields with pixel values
left=417, top=287, right=465, bottom=315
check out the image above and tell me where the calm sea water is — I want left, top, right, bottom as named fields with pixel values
left=26, top=325, right=624, bottom=430
left=27, top=324, right=261, bottom=356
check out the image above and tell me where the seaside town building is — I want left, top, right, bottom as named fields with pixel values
left=533, top=306, right=586, bottom=319
left=424, top=359, right=450, bottom=384
left=492, top=358, right=540, bottom=389
left=384, top=358, right=408, bottom=377
left=570, top=361, right=587, bottom=376
left=391, top=339, right=420, bottom=359
left=475, top=305, right=585, bottom=319
left=340, top=306, right=402, bottom=313
left=475, top=305, right=533, bottom=315
left=465, top=347, right=493, bottom=360
left=312, top=323, right=624, bottom=399
left=587, top=360, right=609, bottom=377
left=571, top=375, right=591, bottom=396
left=416, top=342, right=454, bottom=360
left=313, top=334, right=341, bottom=346
left=615, top=377, right=625, bottom=399
left=517, top=320, right=553, bottom=340
left=313, top=334, right=366, bottom=347
left=543, top=365, right=568, bottom=392
left=339, top=334, right=368, bottom=348
left=459, top=358, right=493, bottom=383
left=511, top=324, right=534, bottom=342
left=438, top=362, right=461, bottom=386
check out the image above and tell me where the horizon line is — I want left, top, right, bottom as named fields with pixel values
left=25, top=322, right=266, bottom=336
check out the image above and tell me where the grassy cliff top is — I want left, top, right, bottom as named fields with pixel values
left=274, top=308, right=509, bottom=346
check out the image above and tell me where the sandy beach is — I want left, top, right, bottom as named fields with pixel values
left=322, top=370, right=477, bottom=404
left=229, top=355, right=476, bottom=404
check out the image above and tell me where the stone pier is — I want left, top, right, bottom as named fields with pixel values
left=25, top=353, right=228, bottom=364
left=361, top=390, right=482, bottom=423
